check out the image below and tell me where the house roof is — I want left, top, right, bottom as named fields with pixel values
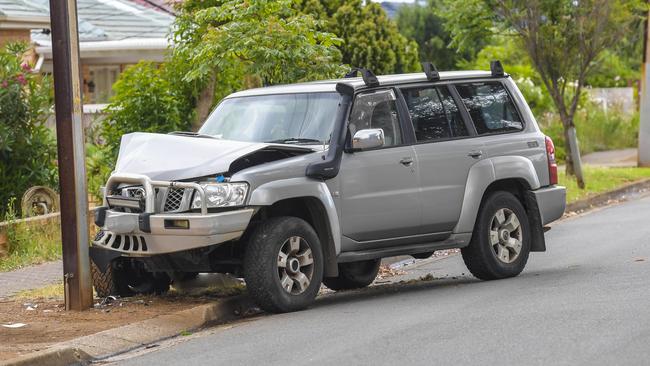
left=0, top=0, right=49, bottom=29
left=5, top=0, right=175, bottom=42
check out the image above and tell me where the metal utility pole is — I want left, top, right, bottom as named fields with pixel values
left=49, top=0, right=93, bottom=310
left=639, top=10, right=650, bottom=167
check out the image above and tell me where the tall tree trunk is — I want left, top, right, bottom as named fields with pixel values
left=192, top=73, right=217, bottom=132
left=559, top=112, right=585, bottom=189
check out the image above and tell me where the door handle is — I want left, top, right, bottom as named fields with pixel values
left=468, top=150, right=483, bottom=159
left=399, top=157, right=414, bottom=167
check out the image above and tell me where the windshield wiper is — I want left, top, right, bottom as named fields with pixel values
left=265, top=138, right=323, bottom=145
left=169, top=131, right=218, bottom=139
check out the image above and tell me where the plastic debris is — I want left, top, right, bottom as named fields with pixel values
left=2, top=323, right=26, bottom=328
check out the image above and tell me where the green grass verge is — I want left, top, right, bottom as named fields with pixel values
left=0, top=219, right=62, bottom=272
left=559, top=166, right=650, bottom=203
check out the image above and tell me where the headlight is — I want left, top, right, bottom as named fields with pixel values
left=191, top=182, right=248, bottom=209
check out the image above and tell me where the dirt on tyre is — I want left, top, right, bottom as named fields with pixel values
left=461, top=190, right=531, bottom=280
left=323, top=259, right=380, bottom=291
left=243, top=216, right=324, bottom=313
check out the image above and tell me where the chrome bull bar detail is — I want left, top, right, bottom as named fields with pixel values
left=104, top=173, right=208, bottom=215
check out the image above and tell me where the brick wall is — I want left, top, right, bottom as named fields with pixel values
left=0, top=29, right=30, bottom=48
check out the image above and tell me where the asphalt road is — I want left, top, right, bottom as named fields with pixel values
left=108, top=194, right=650, bottom=366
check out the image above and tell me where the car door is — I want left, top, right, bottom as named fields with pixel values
left=400, top=84, right=485, bottom=234
left=338, top=89, right=421, bottom=246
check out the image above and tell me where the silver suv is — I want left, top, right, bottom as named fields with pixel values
left=90, top=63, right=566, bottom=313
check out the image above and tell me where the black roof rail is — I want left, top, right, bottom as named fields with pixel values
left=422, top=62, right=440, bottom=81
left=490, top=60, right=505, bottom=77
left=344, top=67, right=380, bottom=88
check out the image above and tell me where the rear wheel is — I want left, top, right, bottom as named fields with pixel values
left=243, top=216, right=323, bottom=313
left=461, top=191, right=531, bottom=280
left=323, top=259, right=380, bottom=291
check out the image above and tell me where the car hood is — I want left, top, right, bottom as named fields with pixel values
left=113, top=132, right=314, bottom=181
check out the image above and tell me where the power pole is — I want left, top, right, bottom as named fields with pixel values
left=639, top=10, right=650, bottom=167
left=49, top=0, right=93, bottom=310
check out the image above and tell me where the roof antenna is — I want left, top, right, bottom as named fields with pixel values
left=422, top=62, right=440, bottom=81
left=344, top=67, right=380, bottom=88
left=490, top=60, right=505, bottom=77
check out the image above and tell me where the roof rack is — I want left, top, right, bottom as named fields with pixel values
left=345, top=67, right=380, bottom=88
left=490, top=60, right=505, bottom=77
left=422, top=62, right=440, bottom=81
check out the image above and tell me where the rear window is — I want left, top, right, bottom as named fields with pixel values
left=455, top=82, right=523, bottom=135
left=401, top=86, right=469, bottom=142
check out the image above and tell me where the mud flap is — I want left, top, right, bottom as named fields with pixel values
left=89, top=246, right=122, bottom=272
left=524, top=191, right=546, bottom=252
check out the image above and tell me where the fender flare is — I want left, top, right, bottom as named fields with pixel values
left=248, top=178, right=341, bottom=276
left=454, top=156, right=541, bottom=234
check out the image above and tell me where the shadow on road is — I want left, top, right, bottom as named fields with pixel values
left=311, top=276, right=481, bottom=309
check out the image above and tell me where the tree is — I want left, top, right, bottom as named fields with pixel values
left=0, top=42, right=57, bottom=215
left=395, top=0, right=475, bottom=70
left=298, top=0, right=420, bottom=75
left=442, top=0, right=646, bottom=188
left=173, top=0, right=347, bottom=126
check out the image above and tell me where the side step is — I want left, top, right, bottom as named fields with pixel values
left=337, top=233, right=471, bottom=263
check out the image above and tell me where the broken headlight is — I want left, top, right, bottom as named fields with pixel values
left=191, top=182, right=248, bottom=209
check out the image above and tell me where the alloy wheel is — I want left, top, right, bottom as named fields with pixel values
left=277, top=236, right=315, bottom=295
left=489, top=208, right=523, bottom=264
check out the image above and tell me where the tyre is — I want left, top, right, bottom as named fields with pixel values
left=243, top=216, right=324, bottom=313
left=461, top=191, right=531, bottom=280
left=91, top=258, right=171, bottom=297
left=323, top=259, right=380, bottom=291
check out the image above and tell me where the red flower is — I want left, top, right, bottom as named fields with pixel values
left=16, top=74, right=27, bottom=85
left=1, top=80, right=7, bottom=88
left=21, top=63, right=31, bottom=72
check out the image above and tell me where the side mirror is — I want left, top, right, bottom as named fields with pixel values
left=351, top=128, right=385, bottom=151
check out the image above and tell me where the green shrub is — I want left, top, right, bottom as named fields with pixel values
left=540, top=102, right=639, bottom=162
left=0, top=43, right=57, bottom=216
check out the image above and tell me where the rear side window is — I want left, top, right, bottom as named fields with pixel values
left=455, top=82, right=523, bottom=135
left=401, top=86, right=468, bottom=142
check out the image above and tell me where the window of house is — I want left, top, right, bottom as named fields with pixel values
left=349, top=89, right=402, bottom=147
left=455, top=82, right=523, bottom=135
left=401, top=86, right=468, bottom=142
left=87, top=66, right=120, bottom=104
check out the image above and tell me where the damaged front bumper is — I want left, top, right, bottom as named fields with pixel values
left=93, top=173, right=255, bottom=255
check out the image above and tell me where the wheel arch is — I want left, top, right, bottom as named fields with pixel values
left=454, top=156, right=543, bottom=239
left=248, top=178, right=341, bottom=277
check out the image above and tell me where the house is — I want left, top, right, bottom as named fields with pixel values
left=0, top=0, right=174, bottom=106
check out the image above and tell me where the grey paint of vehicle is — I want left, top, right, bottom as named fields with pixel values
left=92, top=70, right=566, bottom=280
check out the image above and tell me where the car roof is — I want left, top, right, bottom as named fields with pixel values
left=226, top=70, right=502, bottom=98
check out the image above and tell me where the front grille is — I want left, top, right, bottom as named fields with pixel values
left=164, top=188, right=185, bottom=211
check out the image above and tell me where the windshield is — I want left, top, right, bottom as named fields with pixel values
left=199, top=93, right=341, bottom=144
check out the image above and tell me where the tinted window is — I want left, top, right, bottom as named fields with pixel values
left=401, top=86, right=468, bottom=142
left=455, top=82, right=523, bottom=135
left=349, top=90, right=402, bottom=147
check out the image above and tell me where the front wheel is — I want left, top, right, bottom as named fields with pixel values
left=243, top=217, right=324, bottom=313
left=461, top=191, right=531, bottom=280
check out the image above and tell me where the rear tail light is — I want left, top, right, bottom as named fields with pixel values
left=545, top=136, right=558, bottom=185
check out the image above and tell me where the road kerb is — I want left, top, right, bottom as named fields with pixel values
left=0, top=295, right=256, bottom=366
left=565, top=178, right=650, bottom=214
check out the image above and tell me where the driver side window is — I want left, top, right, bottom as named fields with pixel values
left=349, top=90, right=402, bottom=147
